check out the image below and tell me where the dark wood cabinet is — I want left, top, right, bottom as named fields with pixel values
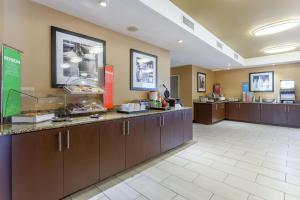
left=0, top=136, right=11, bottom=200
left=225, top=103, right=239, bottom=120
left=247, top=103, right=261, bottom=123
left=161, top=112, right=175, bottom=152
left=63, top=124, right=100, bottom=196
left=12, top=129, right=64, bottom=200
left=126, top=116, right=146, bottom=168
left=10, top=109, right=193, bottom=199
left=238, top=103, right=249, bottom=121
left=273, top=104, right=288, bottom=125
left=99, top=119, right=126, bottom=180
left=194, top=103, right=225, bottom=124
left=183, top=109, right=193, bottom=143
left=144, top=114, right=161, bottom=160
left=287, top=105, right=300, bottom=127
left=173, top=111, right=184, bottom=147
left=260, top=104, right=273, bottom=124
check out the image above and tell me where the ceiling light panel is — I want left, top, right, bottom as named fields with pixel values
left=252, top=19, right=300, bottom=37
left=263, top=44, right=298, bottom=54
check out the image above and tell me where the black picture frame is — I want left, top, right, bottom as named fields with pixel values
left=249, top=71, right=274, bottom=92
left=130, top=49, right=158, bottom=91
left=197, top=72, right=206, bottom=92
left=51, top=26, right=106, bottom=88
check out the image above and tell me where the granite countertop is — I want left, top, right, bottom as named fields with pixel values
left=193, top=100, right=227, bottom=104
left=194, top=100, right=300, bottom=106
left=0, top=107, right=192, bottom=136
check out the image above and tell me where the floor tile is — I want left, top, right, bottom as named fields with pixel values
left=71, top=185, right=103, bottom=200
left=157, top=161, right=198, bottom=182
left=286, top=175, right=300, bottom=186
left=202, top=152, right=238, bottom=166
left=140, top=166, right=171, bottom=182
left=185, top=162, right=228, bottom=182
left=256, top=175, right=300, bottom=198
left=211, top=162, right=257, bottom=181
left=162, top=176, right=212, bottom=200
left=224, top=175, right=284, bottom=200
left=164, top=155, right=190, bottom=167
left=127, top=175, right=176, bottom=200
left=193, top=175, right=249, bottom=200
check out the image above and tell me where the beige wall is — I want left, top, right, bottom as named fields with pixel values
left=2, top=0, right=170, bottom=105
left=171, top=65, right=193, bottom=107
left=215, top=63, right=300, bottom=100
left=192, top=65, right=215, bottom=100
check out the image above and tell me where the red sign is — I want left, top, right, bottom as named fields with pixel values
left=104, top=65, right=114, bottom=109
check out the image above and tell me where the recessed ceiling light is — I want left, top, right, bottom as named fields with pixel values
left=178, top=40, right=184, bottom=43
left=99, top=0, right=108, bottom=7
left=127, top=26, right=139, bottom=32
left=252, top=19, right=300, bottom=37
left=263, top=44, right=298, bottom=54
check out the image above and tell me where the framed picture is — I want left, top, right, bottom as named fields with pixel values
left=249, top=71, right=274, bottom=92
left=197, top=72, right=206, bottom=92
left=51, top=26, right=106, bottom=87
left=130, top=49, right=157, bottom=91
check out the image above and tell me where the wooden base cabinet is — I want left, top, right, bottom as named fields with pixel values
left=63, top=124, right=100, bottom=196
left=12, top=129, right=64, bottom=200
left=11, top=109, right=193, bottom=200
left=99, top=119, right=126, bottom=180
left=287, top=105, right=300, bottom=127
left=194, top=103, right=225, bottom=124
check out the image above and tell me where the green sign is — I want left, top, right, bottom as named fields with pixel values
left=2, top=45, right=21, bottom=117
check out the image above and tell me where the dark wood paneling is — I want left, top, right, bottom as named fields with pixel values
left=173, top=110, right=184, bottom=147
left=225, top=103, right=239, bottom=120
left=63, top=124, right=100, bottom=196
left=12, top=129, right=64, bottom=200
left=126, top=116, right=146, bottom=168
left=260, top=104, right=274, bottom=124
left=183, top=109, right=193, bottom=143
left=161, top=112, right=175, bottom=152
left=247, top=103, right=261, bottom=123
left=239, top=103, right=249, bottom=121
left=273, top=104, right=288, bottom=126
left=0, top=136, right=11, bottom=200
left=144, top=114, right=161, bottom=160
left=99, top=119, right=126, bottom=180
left=194, top=103, right=212, bottom=124
left=212, top=103, right=225, bottom=123
left=287, top=105, right=300, bottom=127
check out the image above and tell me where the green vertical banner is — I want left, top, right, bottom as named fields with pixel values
left=2, top=45, right=22, bottom=117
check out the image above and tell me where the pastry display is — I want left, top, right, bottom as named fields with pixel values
left=66, top=102, right=106, bottom=114
left=65, top=85, right=104, bottom=94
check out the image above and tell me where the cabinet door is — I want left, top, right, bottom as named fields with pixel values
left=213, top=103, right=225, bottom=123
left=194, top=103, right=212, bottom=124
left=161, top=112, right=175, bottom=153
left=260, top=104, right=274, bottom=124
left=287, top=105, right=300, bottom=127
left=99, top=120, right=126, bottom=180
left=126, top=116, right=146, bottom=168
left=183, top=109, right=193, bottom=143
left=0, top=136, right=11, bottom=200
left=273, top=104, right=288, bottom=125
left=12, top=129, right=63, bottom=200
left=144, top=114, right=161, bottom=160
left=226, top=103, right=238, bottom=120
left=173, top=110, right=184, bottom=147
left=63, top=124, right=100, bottom=196
left=248, top=103, right=261, bottom=123
left=238, top=103, right=249, bottom=121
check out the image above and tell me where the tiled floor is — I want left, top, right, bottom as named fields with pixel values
left=65, top=121, right=300, bottom=200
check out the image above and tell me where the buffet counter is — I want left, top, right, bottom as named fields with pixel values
left=0, top=107, right=191, bottom=136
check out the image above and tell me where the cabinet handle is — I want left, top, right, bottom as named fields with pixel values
left=162, top=116, right=165, bottom=126
left=127, top=120, right=130, bottom=135
left=58, top=132, right=62, bottom=152
left=122, top=121, right=126, bottom=136
left=66, top=130, right=70, bottom=150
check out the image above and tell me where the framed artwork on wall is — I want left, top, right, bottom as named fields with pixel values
left=51, top=26, right=106, bottom=88
left=197, top=72, right=206, bottom=92
left=130, top=49, right=157, bottom=91
left=249, top=71, right=274, bottom=92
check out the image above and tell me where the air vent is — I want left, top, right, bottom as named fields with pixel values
left=182, top=15, right=194, bottom=31
left=216, top=41, right=223, bottom=50
left=234, top=53, right=239, bottom=60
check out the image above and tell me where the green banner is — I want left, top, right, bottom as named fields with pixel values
left=2, top=45, right=21, bottom=117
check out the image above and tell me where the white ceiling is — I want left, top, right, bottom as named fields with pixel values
left=32, top=0, right=300, bottom=69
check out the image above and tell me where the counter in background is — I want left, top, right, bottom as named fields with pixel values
left=193, top=101, right=225, bottom=124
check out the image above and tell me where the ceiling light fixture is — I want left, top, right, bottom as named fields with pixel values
left=263, top=44, right=298, bottom=54
left=252, top=19, right=300, bottom=36
left=99, top=0, right=108, bottom=7
left=178, top=40, right=184, bottom=43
